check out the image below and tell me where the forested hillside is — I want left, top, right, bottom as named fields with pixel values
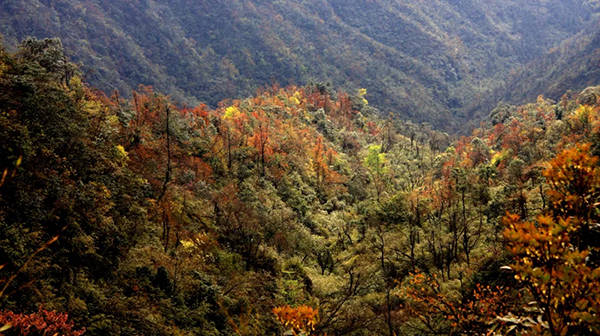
left=2, top=38, right=600, bottom=335
left=1, top=0, right=598, bottom=130
left=467, top=18, right=600, bottom=122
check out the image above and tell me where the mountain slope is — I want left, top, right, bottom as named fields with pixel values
left=3, top=37, right=600, bottom=335
left=0, top=0, right=597, bottom=129
left=467, top=19, right=600, bottom=119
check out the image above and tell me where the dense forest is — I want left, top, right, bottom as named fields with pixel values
left=1, top=0, right=599, bottom=130
left=1, top=36, right=600, bottom=335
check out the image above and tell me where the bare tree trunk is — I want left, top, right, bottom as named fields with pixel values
left=160, top=106, right=172, bottom=252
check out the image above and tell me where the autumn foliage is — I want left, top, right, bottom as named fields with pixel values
left=399, top=143, right=600, bottom=335
left=501, top=143, right=600, bottom=335
left=0, top=308, right=85, bottom=336
left=402, top=272, right=516, bottom=334
left=273, top=305, right=319, bottom=336
left=5, top=37, right=600, bottom=336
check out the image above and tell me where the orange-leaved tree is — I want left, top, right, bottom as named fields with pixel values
left=501, top=143, right=600, bottom=335
left=0, top=308, right=85, bottom=336
left=273, top=305, right=319, bottom=336
left=401, top=272, right=515, bottom=335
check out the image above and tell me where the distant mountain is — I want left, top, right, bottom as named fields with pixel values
left=0, top=0, right=597, bottom=130
left=467, top=18, right=600, bottom=121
